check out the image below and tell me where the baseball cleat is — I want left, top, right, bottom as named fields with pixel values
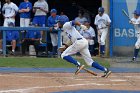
left=75, top=65, right=85, bottom=75
left=102, top=68, right=112, bottom=78
left=131, top=57, right=136, bottom=62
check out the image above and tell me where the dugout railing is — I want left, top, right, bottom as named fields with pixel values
left=0, top=27, right=62, bottom=57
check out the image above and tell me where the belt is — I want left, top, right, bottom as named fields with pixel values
left=77, top=38, right=82, bottom=40
left=98, top=27, right=108, bottom=30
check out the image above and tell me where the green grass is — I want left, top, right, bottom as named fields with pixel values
left=0, top=57, right=110, bottom=68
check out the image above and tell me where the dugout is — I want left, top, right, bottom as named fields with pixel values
left=0, top=0, right=101, bottom=55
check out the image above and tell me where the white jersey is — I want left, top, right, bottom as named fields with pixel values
left=80, top=26, right=95, bottom=39
left=63, top=21, right=83, bottom=43
left=131, top=17, right=140, bottom=33
left=34, top=0, right=48, bottom=16
left=2, top=2, right=18, bottom=18
left=94, top=13, right=111, bottom=29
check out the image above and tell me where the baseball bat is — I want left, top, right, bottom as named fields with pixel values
left=83, top=68, right=97, bottom=76
left=122, top=9, right=131, bottom=20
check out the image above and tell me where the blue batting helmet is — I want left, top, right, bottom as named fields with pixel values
left=98, top=7, right=104, bottom=14
left=133, top=10, right=140, bottom=16
left=50, top=9, right=57, bottom=13
left=57, top=15, right=69, bottom=25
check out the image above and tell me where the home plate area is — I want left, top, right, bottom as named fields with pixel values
left=0, top=72, right=140, bottom=93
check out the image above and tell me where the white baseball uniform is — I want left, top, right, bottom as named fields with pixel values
left=80, top=26, right=95, bottom=45
left=94, top=13, right=111, bottom=45
left=2, top=2, right=18, bottom=27
left=61, top=21, right=94, bottom=66
left=131, top=17, right=140, bottom=49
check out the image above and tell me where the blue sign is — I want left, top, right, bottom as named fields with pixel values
left=110, top=0, right=140, bottom=56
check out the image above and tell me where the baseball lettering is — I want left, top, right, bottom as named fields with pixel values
left=114, top=28, right=136, bottom=37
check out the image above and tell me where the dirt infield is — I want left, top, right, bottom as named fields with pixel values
left=0, top=72, right=140, bottom=93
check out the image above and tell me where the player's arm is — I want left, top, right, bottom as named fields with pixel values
left=2, top=5, right=5, bottom=18
left=11, top=4, right=19, bottom=18
left=18, top=3, right=24, bottom=13
left=33, top=2, right=38, bottom=13
left=129, top=18, right=139, bottom=25
left=73, top=21, right=88, bottom=30
left=39, top=7, right=48, bottom=13
left=58, top=39, right=72, bottom=52
left=23, top=3, right=33, bottom=12
left=107, top=14, right=111, bottom=26
left=39, top=2, right=48, bottom=13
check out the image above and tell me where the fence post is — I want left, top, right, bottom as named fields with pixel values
left=2, top=30, right=6, bottom=57
left=57, top=29, right=61, bottom=58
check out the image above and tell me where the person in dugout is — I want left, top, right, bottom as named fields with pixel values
left=21, top=23, right=41, bottom=56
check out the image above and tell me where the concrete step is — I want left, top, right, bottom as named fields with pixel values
left=111, top=57, right=140, bottom=68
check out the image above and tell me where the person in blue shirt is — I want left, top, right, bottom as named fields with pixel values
left=47, top=9, right=59, bottom=55
left=0, top=22, right=19, bottom=55
left=21, top=24, right=41, bottom=56
left=19, top=0, right=32, bottom=39
left=19, top=0, right=32, bottom=27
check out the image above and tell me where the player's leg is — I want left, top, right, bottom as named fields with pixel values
left=132, top=38, right=140, bottom=61
left=61, top=43, right=85, bottom=75
left=55, top=33, right=58, bottom=54
left=20, top=18, right=25, bottom=27
left=20, top=18, right=25, bottom=40
left=24, top=18, right=30, bottom=27
left=61, top=39, right=89, bottom=66
left=97, top=30, right=101, bottom=56
left=11, top=40, right=16, bottom=55
left=61, top=42, right=81, bottom=66
left=50, top=33, right=58, bottom=55
left=39, top=16, right=46, bottom=43
left=3, top=18, right=9, bottom=27
left=0, top=39, right=3, bottom=54
left=100, top=29, right=108, bottom=56
left=80, top=39, right=111, bottom=77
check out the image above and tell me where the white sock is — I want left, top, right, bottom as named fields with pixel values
left=77, top=61, right=81, bottom=66
left=12, top=50, right=15, bottom=52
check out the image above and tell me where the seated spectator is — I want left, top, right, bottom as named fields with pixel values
left=0, top=22, right=19, bottom=55
left=21, top=23, right=41, bottom=56
left=80, top=21, right=96, bottom=55
left=75, top=10, right=88, bottom=31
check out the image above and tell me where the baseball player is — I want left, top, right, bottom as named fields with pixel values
left=19, top=0, right=32, bottom=39
left=94, top=7, right=111, bottom=57
left=0, top=22, right=19, bottom=55
left=80, top=21, right=95, bottom=55
left=21, top=24, right=41, bottom=56
left=130, top=10, right=140, bottom=61
left=33, top=0, right=49, bottom=42
left=57, top=16, right=111, bottom=78
left=47, top=9, right=60, bottom=56
left=2, top=0, right=18, bottom=27
left=19, top=0, right=32, bottom=28
left=75, top=10, right=88, bottom=31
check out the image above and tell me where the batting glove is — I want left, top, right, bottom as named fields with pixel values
left=80, top=25, right=88, bottom=30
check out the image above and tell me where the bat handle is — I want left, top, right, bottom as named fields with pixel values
left=83, top=68, right=97, bottom=76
